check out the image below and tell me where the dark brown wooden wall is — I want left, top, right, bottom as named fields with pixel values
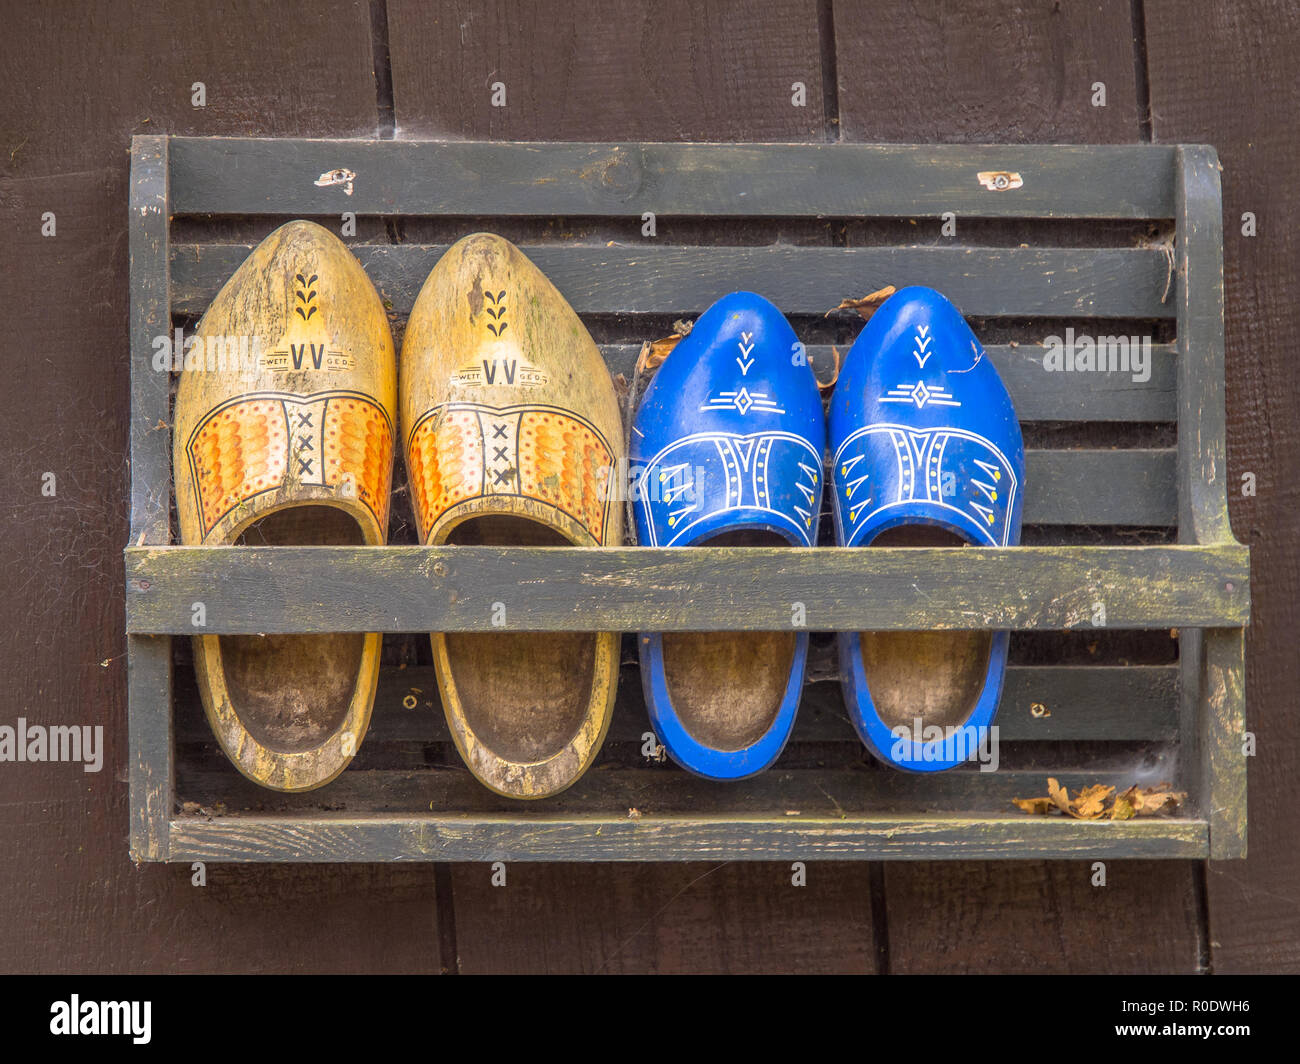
left=1, top=0, right=1295, bottom=973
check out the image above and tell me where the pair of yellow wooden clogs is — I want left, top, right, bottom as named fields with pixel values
left=175, top=222, right=622, bottom=798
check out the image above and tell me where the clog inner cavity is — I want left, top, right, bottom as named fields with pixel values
left=219, top=505, right=365, bottom=752
left=663, top=530, right=796, bottom=752
left=860, top=525, right=990, bottom=730
left=445, top=516, right=595, bottom=762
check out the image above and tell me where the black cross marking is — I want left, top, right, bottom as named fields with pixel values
left=492, top=424, right=508, bottom=439
left=493, top=468, right=513, bottom=485
left=295, top=412, right=314, bottom=428
left=493, top=445, right=508, bottom=462
left=297, top=435, right=314, bottom=452
left=297, top=457, right=314, bottom=475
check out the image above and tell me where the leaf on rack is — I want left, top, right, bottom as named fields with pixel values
left=635, top=322, right=693, bottom=374
left=1013, top=779, right=1187, bottom=819
left=1130, top=782, right=1187, bottom=816
left=824, top=285, right=897, bottom=320
left=1073, top=784, right=1115, bottom=819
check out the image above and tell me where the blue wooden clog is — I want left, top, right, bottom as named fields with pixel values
left=631, top=292, right=826, bottom=779
left=830, top=286, right=1024, bottom=772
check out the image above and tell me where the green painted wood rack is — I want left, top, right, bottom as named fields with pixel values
left=126, top=136, right=1248, bottom=862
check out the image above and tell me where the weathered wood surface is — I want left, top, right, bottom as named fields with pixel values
left=1169, top=146, right=1247, bottom=860
left=834, top=0, right=1208, bottom=976
left=1201, top=628, right=1247, bottom=858
left=0, top=0, right=440, bottom=975
left=129, top=136, right=172, bottom=547
left=1026, top=451, right=1174, bottom=526
left=172, top=241, right=1178, bottom=319
left=1174, top=146, right=1235, bottom=548
left=125, top=543, right=1249, bottom=633
left=168, top=138, right=1177, bottom=219
left=447, top=861, right=878, bottom=974
left=127, top=636, right=173, bottom=862
left=127, top=136, right=176, bottom=861
left=834, top=0, right=1143, bottom=145
left=1147, top=0, right=1300, bottom=969
left=165, top=813, right=1208, bottom=863
left=172, top=762, right=1191, bottom=819
left=174, top=663, right=1182, bottom=743
left=386, top=0, right=829, bottom=143
left=884, top=859, right=1206, bottom=974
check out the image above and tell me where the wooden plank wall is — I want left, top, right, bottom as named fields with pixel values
left=1, top=0, right=1294, bottom=973
left=833, top=0, right=1196, bottom=975
left=0, top=0, right=441, bottom=974
left=1144, top=0, right=1300, bottom=973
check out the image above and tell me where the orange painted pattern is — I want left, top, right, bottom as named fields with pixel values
left=323, top=396, right=393, bottom=530
left=189, top=393, right=392, bottom=539
left=406, top=407, right=483, bottom=540
left=407, top=404, right=613, bottom=544
left=189, top=398, right=288, bottom=538
left=518, top=410, right=610, bottom=543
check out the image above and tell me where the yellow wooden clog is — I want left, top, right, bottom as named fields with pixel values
left=174, top=220, right=397, bottom=791
left=401, top=233, right=623, bottom=798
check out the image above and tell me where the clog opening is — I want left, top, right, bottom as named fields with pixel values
left=444, top=516, right=595, bottom=763
left=664, top=530, right=797, bottom=751
left=860, top=525, right=990, bottom=731
left=218, top=505, right=366, bottom=752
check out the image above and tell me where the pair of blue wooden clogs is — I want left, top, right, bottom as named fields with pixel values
left=631, top=287, right=1024, bottom=779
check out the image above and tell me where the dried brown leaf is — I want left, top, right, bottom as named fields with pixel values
left=1131, top=784, right=1186, bottom=816
left=636, top=333, right=683, bottom=374
left=1012, top=779, right=1187, bottom=820
left=1047, top=777, right=1073, bottom=816
left=1073, top=784, right=1116, bottom=819
left=824, top=285, right=897, bottom=320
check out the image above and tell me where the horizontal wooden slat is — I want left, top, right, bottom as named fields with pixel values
left=177, top=763, right=1183, bottom=814
left=126, top=543, right=1248, bottom=634
left=1027, top=450, right=1174, bottom=525
left=168, top=139, right=1177, bottom=219
left=164, top=812, right=1207, bottom=862
left=150, top=448, right=1172, bottom=526
left=615, top=344, right=1178, bottom=422
left=172, top=664, right=1179, bottom=743
left=170, top=243, right=1177, bottom=319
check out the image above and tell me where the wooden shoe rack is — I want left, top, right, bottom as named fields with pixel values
left=126, top=136, right=1248, bottom=862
